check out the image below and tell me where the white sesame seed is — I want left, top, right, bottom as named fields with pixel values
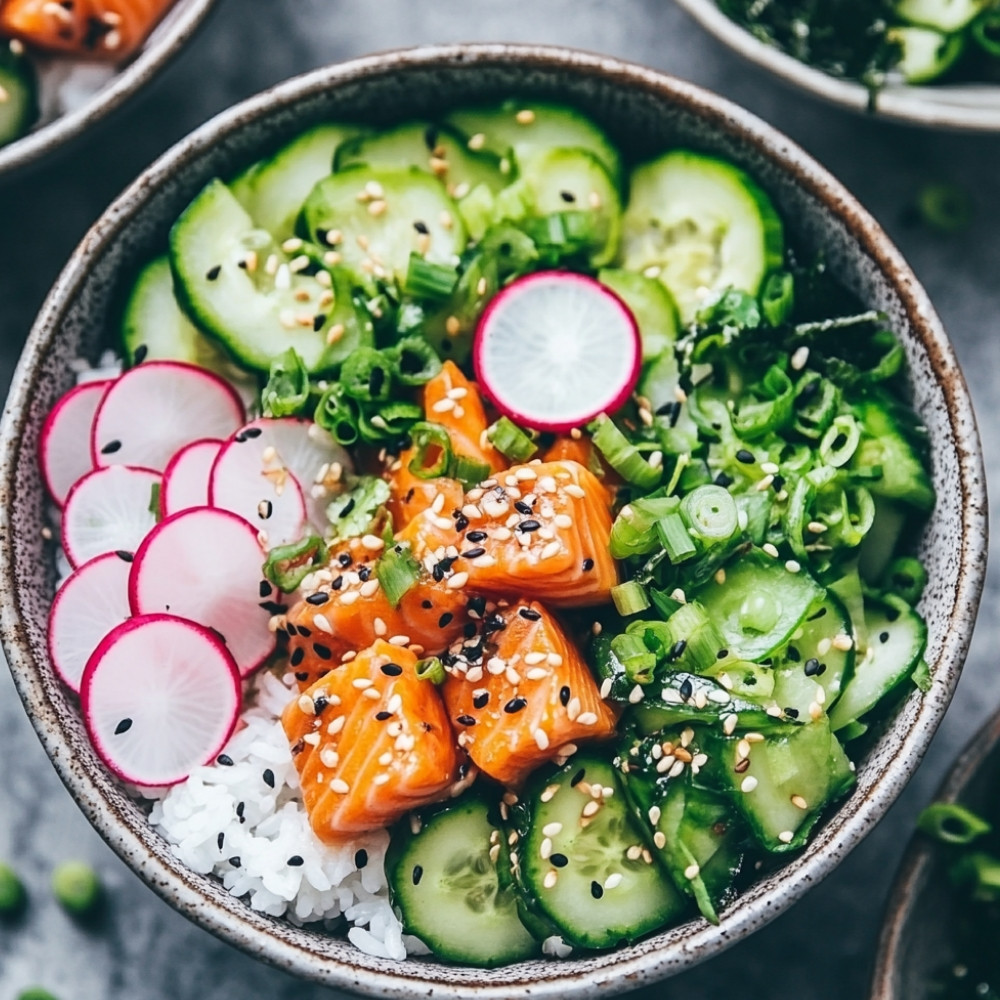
left=807, top=520, right=827, bottom=534
left=668, top=759, right=686, bottom=778
left=389, top=634, right=411, bottom=646
left=547, top=653, right=563, bottom=667
left=534, top=729, right=550, bottom=750
left=361, top=534, right=385, bottom=551
left=297, top=694, right=316, bottom=714
left=604, top=873, right=624, bottom=890
left=600, top=677, right=613, bottom=699
left=723, top=713, right=739, bottom=735
left=791, top=794, right=809, bottom=810
left=741, top=775, right=759, bottom=793
left=653, top=831, right=667, bottom=849
left=541, top=784, right=560, bottom=803
left=543, top=870, right=558, bottom=889
left=329, top=778, right=350, bottom=794
left=817, top=637, right=832, bottom=656
left=778, top=830, right=795, bottom=844
left=628, top=685, right=645, bottom=704
left=327, top=715, right=345, bottom=735
left=566, top=697, right=581, bottom=721
left=791, top=346, right=810, bottom=371
left=582, top=801, right=601, bottom=818
left=320, top=747, right=339, bottom=768
left=302, top=732, right=320, bottom=746
left=577, top=712, right=599, bottom=726
left=832, top=634, right=854, bottom=651
left=762, top=543, right=780, bottom=558
left=526, top=667, right=549, bottom=681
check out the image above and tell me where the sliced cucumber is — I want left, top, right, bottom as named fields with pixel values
left=771, top=590, right=856, bottom=718
left=622, top=150, right=784, bottom=322
left=385, top=794, right=538, bottom=967
left=299, top=165, right=467, bottom=282
left=230, top=123, right=360, bottom=239
left=445, top=100, right=622, bottom=190
left=0, top=43, right=38, bottom=148
left=828, top=596, right=927, bottom=732
left=889, top=25, right=966, bottom=83
left=598, top=268, right=680, bottom=362
left=170, top=179, right=372, bottom=373
left=334, top=122, right=507, bottom=197
left=511, top=754, right=685, bottom=950
left=858, top=498, right=907, bottom=584
left=896, top=0, right=985, bottom=32
left=852, top=398, right=935, bottom=512
left=704, top=717, right=855, bottom=852
left=693, top=550, right=823, bottom=662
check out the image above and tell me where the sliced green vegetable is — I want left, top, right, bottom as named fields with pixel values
left=263, top=535, right=328, bottom=593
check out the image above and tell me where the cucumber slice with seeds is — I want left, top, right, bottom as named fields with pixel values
left=896, top=0, right=985, bottom=33
left=299, top=164, right=467, bottom=283
left=622, top=150, right=784, bottom=321
left=386, top=794, right=538, bottom=967
left=889, top=25, right=966, bottom=82
left=598, top=268, right=680, bottom=362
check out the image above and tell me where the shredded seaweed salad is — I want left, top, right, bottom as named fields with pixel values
left=717, top=0, right=1000, bottom=92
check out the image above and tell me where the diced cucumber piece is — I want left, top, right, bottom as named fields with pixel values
left=170, top=179, right=372, bottom=373
left=598, top=268, right=680, bottom=362
left=771, top=591, right=856, bottom=718
left=121, top=256, right=241, bottom=376
left=511, top=755, right=685, bottom=949
left=445, top=100, right=622, bottom=190
left=386, top=795, right=538, bottom=967
left=889, top=25, right=966, bottom=83
left=622, top=151, right=784, bottom=321
left=0, top=44, right=38, bottom=148
left=896, top=0, right=985, bottom=33
left=705, top=717, right=855, bottom=852
left=694, top=550, right=823, bottom=662
left=230, top=123, right=360, bottom=239
left=299, top=165, right=467, bottom=282
left=858, top=498, right=907, bottom=584
left=852, top=398, right=935, bottom=512
left=334, top=122, right=507, bottom=197
left=828, top=596, right=927, bottom=732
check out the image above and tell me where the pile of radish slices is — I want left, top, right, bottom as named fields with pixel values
left=40, top=360, right=352, bottom=787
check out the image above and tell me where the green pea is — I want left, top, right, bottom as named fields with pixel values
left=51, top=860, right=102, bottom=916
left=0, top=861, right=26, bottom=914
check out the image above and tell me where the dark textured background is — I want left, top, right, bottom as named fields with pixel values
left=1, top=2, right=998, bottom=997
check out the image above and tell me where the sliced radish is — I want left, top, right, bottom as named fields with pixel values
left=129, top=507, right=277, bottom=677
left=209, top=417, right=350, bottom=545
left=48, top=551, right=133, bottom=693
left=62, top=465, right=160, bottom=569
left=81, top=614, right=242, bottom=787
left=161, top=437, right=223, bottom=517
left=91, top=361, right=245, bottom=472
left=39, top=379, right=111, bottom=506
left=473, top=270, right=641, bottom=432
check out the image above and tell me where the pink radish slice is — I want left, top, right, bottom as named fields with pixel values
left=161, top=438, right=223, bottom=517
left=62, top=465, right=160, bottom=569
left=91, top=361, right=245, bottom=472
left=39, top=379, right=111, bottom=506
left=473, top=270, right=641, bottom=432
left=81, top=614, right=241, bottom=787
left=129, top=506, right=277, bottom=677
left=48, top=551, right=133, bottom=693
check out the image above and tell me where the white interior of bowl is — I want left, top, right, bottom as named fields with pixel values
left=0, top=44, right=987, bottom=999
left=0, top=0, right=216, bottom=178
left=674, top=0, right=1000, bottom=132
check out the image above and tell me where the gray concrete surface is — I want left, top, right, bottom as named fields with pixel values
left=1, top=1, right=999, bottom=997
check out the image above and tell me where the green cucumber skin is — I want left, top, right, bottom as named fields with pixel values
left=0, top=46, right=39, bottom=148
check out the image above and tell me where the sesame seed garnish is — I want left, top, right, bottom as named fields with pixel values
left=791, top=346, right=810, bottom=370
left=515, top=108, right=536, bottom=124
left=762, top=543, right=780, bottom=558
left=741, top=775, right=759, bottom=793
left=628, top=684, right=645, bottom=704
left=446, top=572, right=469, bottom=590
left=327, top=716, right=345, bottom=735
left=807, top=520, right=827, bottom=534
left=778, top=830, right=795, bottom=844
left=652, top=831, right=667, bottom=849
left=832, top=634, right=854, bottom=651
left=736, top=449, right=755, bottom=464
left=329, top=778, right=350, bottom=794
left=785, top=559, right=801, bottom=573
left=543, top=870, right=558, bottom=889
left=582, top=800, right=601, bottom=818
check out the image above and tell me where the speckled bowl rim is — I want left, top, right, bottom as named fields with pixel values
left=870, top=709, right=1000, bottom=999
left=674, top=0, right=1000, bottom=132
left=0, top=43, right=988, bottom=999
left=0, top=0, right=217, bottom=179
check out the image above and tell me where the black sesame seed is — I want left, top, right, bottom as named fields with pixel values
left=287, top=855, right=304, bottom=867
left=582, top=558, right=595, bottom=572
left=880, top=631, right=890, bottom=643
left=772, top=475, right=785, bottom=492
left=229, top=856, right=241, bottom=867
left=467, top=596, right=486, bottom=617
left=240, top=427, right=263, bottom=442
left=421, top=599, right=434, bottom=610
left=331, top=576, right=344, bottom=591
left=412, top=865, right=423, bottom=885
left=517, top=519, right=541, bottom=533
left=717, top=648, right=729, bottom=659
left=236, top=802, right=245, bottom=819
left=714, top=472, right=734, bottom=488
left=133, top=344, right=148, bottom=365
left=313, top=643, right=332, bottom=660
left=306, top=592, right=329, bottom=606
left=296, top=624, right=312, bottom=637
left=808, top=606, right=828, bottom=621
left=473, top=692, right=490, bottom=709
left=736, top=449, right=755, bottom=464
left=290, top=647, right=305, bottom=668
left=413, top=220, right=429, bottom=235
left=358, top=565, right=371, bottom=583
left=338, top=552, right=352, bottom=567
left=454, top=512, right=469, bottom=531
left=295, top=671, right=309, bottom=682
left=115, top=550, right=134, bottom=562
left=786, top=646, right=800, bottom=662
left=559, top=686, right=571, bottom=707
left=803, top=658, right=821, bottom=677
left=679, top=678, right=694, bottom=701
left=466, top=530, right=487, bottom=543
left=785, top=707, right=801, bottom=720
left=669, top=640, right=688, bottom=661
left=206, top=265, right=221, bottom=281
left=355, top=849, right=368, bottom=869
left=369, top=366, right=386, bottom=397
left=217, top=754, right=234, bottom=766
left=570, top=768, right=586, bottom=787
left=263, top=769, right=275, bottom=788
left=100, top=439, right=122, bottom=454
left=381, top=663, right=404, bottom=676
left=259, top=600, right=284, bottom=615
left=313, top=695, right=329, bottom=714
left=461, top=547, right=486, bottom=559
left=114, top=718, right=132, bottom=735
left=338, top=497, right=356, bottom=518
left=438, top=612, right=454, bottom=628
left=217, top=832, right=225, bottom=850
left=590, top=881, right=604, bottom=899
left=504, top=697, right=528, bottom=714
left=514, top=500, right=533, bottom=516
left=457, top=715, right=477, bottom=726
left=313, top=313, right=327, bottom=333
left=560, top=190, right=576, bottom=203
left=550, top=853, right=569, bottom=868
left=259, top=580, right=272, bottom=599
left=519, top=607, right=542, bottom=621
left=258, top=500, right=273, bottom=520
left=375, top=711, right=392, bottom=721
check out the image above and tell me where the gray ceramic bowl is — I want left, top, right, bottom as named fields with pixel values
left=872, top=710, right=1000, bottom=999
left=0, top=43, right=987, bottom=999
left=0, top=0, right=216, bottom=179
left=674, top=0, right=1000, bottom=131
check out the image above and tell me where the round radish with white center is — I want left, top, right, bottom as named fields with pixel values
left=473, top=270, right=641, bottom=432
left=161, top=437, right=223, bottom=517
left=81, top=614, right=241, bottom=787
left=91, top=361, right=245, bottom=472
left=129, top=507, right=277, bottom=677
left=39, top=379, right=110, bottom=506
left=62, top=465, right=160, bottom=569
left=48, top=551, right=133, bottom=693
left=210, top=418, right=351, bottom=543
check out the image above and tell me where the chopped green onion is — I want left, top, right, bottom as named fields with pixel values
left=403, top=254, right=459, bottom=301
left=952, top=851, right=1000, bottom=903
left=356, top=401, right=423, bottom=444
left=649, top=588, right=682, bottom=620
left=609, top=496, right=680, bottom=559
left=415, top=656, right=446, bottom=684
left=376, top=544, right=422, bottom=608
left=262, top=347, right=309, bottom=418
left=314, top=384, right=360, bottom=446
left=407, top=422, right=453, bottom=480
left=793, top=310, right=883, bottom=338
left=761, top=271, right=795, bottom=327
left=609, top=631, right=658, bottom=685
left=486, top=416, right=538, bottom=462
left=0, top=862, right=26, bottom=914
left=450, top=454, right=491, bottom=489
left=148, top=482, right=162, bottom=521
left=819, top=414, right=861, bottom=467
left=340, top=348, right=393, bottom=403
left=664, top=601, right=725, bottom=674
left=263, top=535, right=328, bottom=593
left=911, top=658, right=931, bottom=693
left=792, top=373, right=840, bottom=439
left=611, top=580, right=651, bottom=617
left=885, top=556, right=927, bottom=606
left=973, top=10, right=1000, bottom=57
left=732, top=365, right=794, bottom=439
left=915, top=182, right=973, bottom=236
left=656, top=512, right=697, bottom=563
left=51, top=861, right=102, bottom=917
left=590, top=415, right=663, bottom=490
left=387, top=335, right=442, bottom=386
left=680, top=485, right=738, bottom=544
left=457, top=182, right=497, bottom=241
left=326, top=477, right=390, bottom=542
left=918, top=803, right=990, bottom=846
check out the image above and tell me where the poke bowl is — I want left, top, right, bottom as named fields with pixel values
left=673, top=0, right=1000, bottom=131
left=0, top=43, right=986, bottom=998
left=0, top=0, right=217, bottom=178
